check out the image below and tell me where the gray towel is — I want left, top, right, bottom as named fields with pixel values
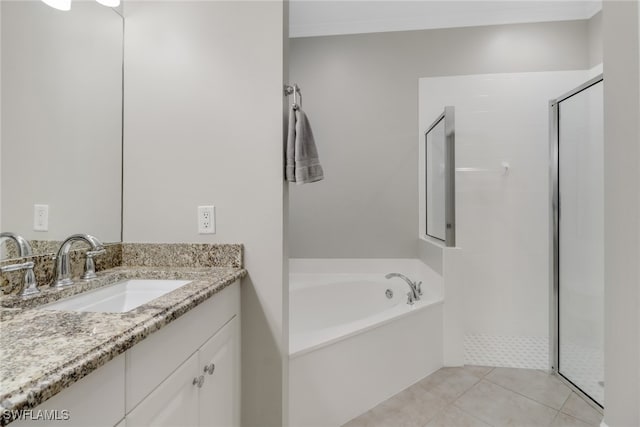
left=286, top=106, right=324, bottom=184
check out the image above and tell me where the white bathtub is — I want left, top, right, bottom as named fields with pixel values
left=288, top=259, right=444, bottom=427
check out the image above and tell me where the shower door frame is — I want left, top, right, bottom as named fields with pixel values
left=549, top=73, right=604, bottom=410
left=424, top=106, right=456, bottom=247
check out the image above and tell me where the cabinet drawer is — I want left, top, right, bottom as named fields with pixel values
left=125, top=281, right=239, bottom=412
left=13, top=354, right=125, bottom=427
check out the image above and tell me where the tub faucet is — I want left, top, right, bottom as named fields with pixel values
left=54, top=234, right=106, bottom=287
left=385, top=273, right=422, bottom=305
left=0, top=232, right=33, bottom=258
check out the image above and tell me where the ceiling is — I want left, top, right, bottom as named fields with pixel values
left=289, top=1, right=602, bottom=38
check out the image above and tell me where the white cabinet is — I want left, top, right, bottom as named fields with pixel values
left=127, top=317, right=240, bottom=427
left=199, top=318, right=240, bottom=427
left=125, top=281, right=240, bottom=427
left=126, top=353, right=200, bottom=427
left=12, top=354, right=125, bottom=427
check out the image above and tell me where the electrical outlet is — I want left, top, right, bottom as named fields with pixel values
left=33, top=204, right=49, bottom=231
left=198, top=206, right=215, bottom=234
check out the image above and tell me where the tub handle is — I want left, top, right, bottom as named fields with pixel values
left=407, top=292, right=416, bottom=305
left=415, top=281, right=423, bottom=296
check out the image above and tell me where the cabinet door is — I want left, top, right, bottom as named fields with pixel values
left=126, top=282, right=240, bottom=412
left=198, top=317, right=240, bottom=427
left=127, top=352, right=199, bottom=427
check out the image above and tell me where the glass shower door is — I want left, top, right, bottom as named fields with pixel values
left=552, top=76, right=604, bottom=407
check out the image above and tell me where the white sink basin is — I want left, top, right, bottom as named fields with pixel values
left=42, top=279, right=192, bottom=313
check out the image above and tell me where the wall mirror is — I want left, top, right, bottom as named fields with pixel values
left=1, top=0, right=124, bottom=259
left=424, top=106, right=455, bottom=246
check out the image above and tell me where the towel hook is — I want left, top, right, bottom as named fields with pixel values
left=285, top=84, right=302, bottom=110
left=294, top=84, right=301, bottom=109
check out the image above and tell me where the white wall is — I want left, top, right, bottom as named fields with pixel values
left=588, top=11, right=603, bottom=67
left=419, top=70, right=593, bottom=366
left=1, top=1, right=122, bottom=243
left=289, top=19, right=594, bottom=259
left=122, top=2, right=287, bottom=425
left=602, top=1, right=640, bottom=425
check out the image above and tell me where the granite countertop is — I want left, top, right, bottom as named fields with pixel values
left=0, top=265, right=247, bottom=425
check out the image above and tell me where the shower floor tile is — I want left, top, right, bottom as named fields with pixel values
left=342, top=366, right=603, bottom=427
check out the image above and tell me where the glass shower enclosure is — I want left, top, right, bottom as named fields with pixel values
left=550, top=75, right=604, bottom=408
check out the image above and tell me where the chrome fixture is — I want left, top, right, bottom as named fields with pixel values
left=456, top=161, right=510, bottom=175
left=385, top=273, right=422, bottom=305
left=54, top=234, right=105, bottom=287
left=385, top=289, right=394, bottom=299
left=204, top=363, right=215, bottom=375
left=284, top=83, right=302, bottom=110
left=193, top=375, right=205, bottom=388
left=0, top=233, right=38, bottom=296
left=0, top=261, right=40, bottom=297
left=0, top=261, right=39, bottom=296
left=0, top=232, right=33, bottom=257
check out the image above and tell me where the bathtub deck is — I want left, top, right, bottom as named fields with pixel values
left=342, top=366, right=603, bottom=427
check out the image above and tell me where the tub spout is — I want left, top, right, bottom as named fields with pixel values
left=385, top=273, right=421, bottom=304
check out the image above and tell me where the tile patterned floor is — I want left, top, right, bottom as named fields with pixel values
left=342, top=366, right=603, bottom=427
left=464, top=335, right=549, bottom=370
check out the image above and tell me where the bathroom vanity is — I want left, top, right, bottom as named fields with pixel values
left=0, top=245, right=246, bottom=427
left=126, top=280, right=239, bottom=427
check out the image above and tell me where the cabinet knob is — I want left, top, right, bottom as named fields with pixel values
left=193, top=375, right=205, bottom=388
left=204, top=363, right=215, bottom=375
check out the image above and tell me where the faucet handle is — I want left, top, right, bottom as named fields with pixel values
left=81, top=249, right=105, bottom=280
left=0, top=261, right=39, bottom=297
left=406, top=291, right=415, bottom=305
left=0, top=261, right=34, bottom=274
left=415, top=281, right=423, bottom=296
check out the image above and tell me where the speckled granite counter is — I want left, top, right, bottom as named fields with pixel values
left=0, top=265, right=247, bottom=425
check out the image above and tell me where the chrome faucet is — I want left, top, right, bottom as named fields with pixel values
left=385, top=273, right=422, bottom=305
left=0, top=232, right=33, bottom=257
left=54, top=234, right=106, bottom=287
left=1, top=261, right=39, bottom=296
left=0, top=233, right=38, bottom=296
